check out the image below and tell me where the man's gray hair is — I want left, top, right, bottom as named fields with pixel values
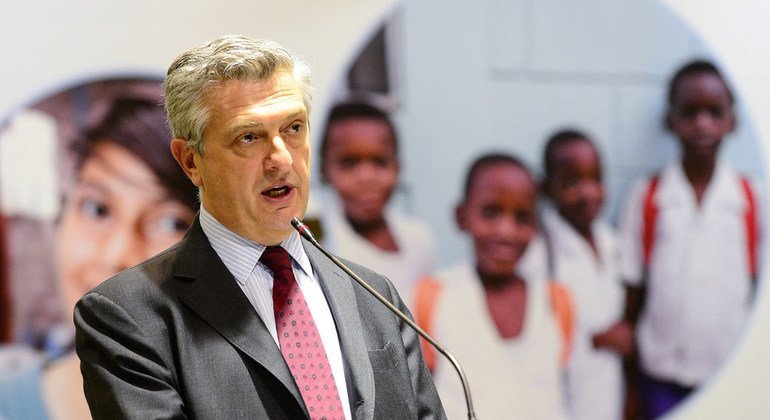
left=164, top=35, right=313, bottom=154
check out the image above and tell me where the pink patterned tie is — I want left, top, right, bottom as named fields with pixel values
left=261, top=246, right=345, bottom=420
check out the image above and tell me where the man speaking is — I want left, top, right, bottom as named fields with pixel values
left=74, top=35, right=445, bottom=419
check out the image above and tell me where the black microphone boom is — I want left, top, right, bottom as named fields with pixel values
left=291, top=217, right=476, bottom=420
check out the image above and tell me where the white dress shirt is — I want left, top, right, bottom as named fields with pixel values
left=543, top=207, right=625, bottom=420
left=320, top=192, right=435, bottom=310
left=199, top=206, right=351, bottom=419
left=430, top=263, right=567, bottom=420
left=619, top=159, right=758, bottom=386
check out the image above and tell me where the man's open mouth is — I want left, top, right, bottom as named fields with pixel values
left=262, top=185, right=291, bottom=198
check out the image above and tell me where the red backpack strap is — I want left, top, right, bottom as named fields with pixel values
left=642, top=174, right=661, bottom=269
left=739, top=176, right=759, bottom=281
left=413, top=276, right=443, bottom=372
left=548, top=282, right=575, bottom=368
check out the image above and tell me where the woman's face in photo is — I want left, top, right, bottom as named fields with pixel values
left=56, top=141, right=195, bottom=315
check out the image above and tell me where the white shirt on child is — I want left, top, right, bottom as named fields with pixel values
left=619, top=159, right=758, bottom=386
left=542, top=207, right=625, bottom=420
left=320, top=193, right=435, bottom=311
left=430, top=263, right=567, bottom=420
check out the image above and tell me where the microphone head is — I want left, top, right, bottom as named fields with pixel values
left=291, top=217, right=316, bottom=241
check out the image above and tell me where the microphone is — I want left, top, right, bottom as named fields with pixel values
left=291, top=217, right=477, bottom=420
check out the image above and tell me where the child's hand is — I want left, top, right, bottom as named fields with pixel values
left=592, top=321, right=635, bottom=359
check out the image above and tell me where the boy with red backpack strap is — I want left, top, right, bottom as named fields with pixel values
left=619, top=59, right=761, bottom=418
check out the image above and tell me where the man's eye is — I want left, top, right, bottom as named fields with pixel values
left=238, top=133, right=256, bottom=143
left=286, top=122, right=304, bottom=134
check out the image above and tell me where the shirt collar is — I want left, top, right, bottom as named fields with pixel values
left=663, top=158, right=742, bottom=207
left=199, top=205, right=314, bottom=285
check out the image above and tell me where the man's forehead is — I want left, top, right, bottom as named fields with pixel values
left=207, top=77, right=305, bottom=112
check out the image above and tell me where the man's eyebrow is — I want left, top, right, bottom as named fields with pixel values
left=285, top=110, right=305, bottom=120
left=226, top=110, right=307, bottom=137
left=227, top=121, right=264, bottom=137
left=278, top=110, right=307, bottom=124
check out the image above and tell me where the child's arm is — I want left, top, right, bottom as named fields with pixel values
left=624, top=284, right=645, bottom=325
left=616, top=177, right=651, bottom=321
left=596, top=179, right=650, bottom=359
left=591, top=320, right=635, bottom=359
left=592, top=283, right=643, bottom=359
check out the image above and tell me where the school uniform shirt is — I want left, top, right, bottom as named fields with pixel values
left=320, top=195, right=435, bottom=311
left=619, top=159, right=759, bottom=386
left=542, top=207, right=625, bottom=420
left=430, top=263, right=567, bottom=420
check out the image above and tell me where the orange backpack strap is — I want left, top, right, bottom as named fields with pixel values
left=739, top=176, right=759, bottom=281
left=413, top=276, right=443, bottom=372
left=642, top=174, right=661, bottom=269
left=548, top=282, right=575, bottom=368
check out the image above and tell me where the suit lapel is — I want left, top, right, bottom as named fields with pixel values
left=173, top=219, right=308, bottom=417
left=304, top=240, right=376, bottom=420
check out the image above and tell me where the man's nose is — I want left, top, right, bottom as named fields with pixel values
left=265, top=135, right=293, bottom=171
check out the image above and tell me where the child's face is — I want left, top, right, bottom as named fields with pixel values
left=457, top=163, right=537, bottom=279
left=546, top=140, right=603, bottom=235
left=323, top=117, right=398, bottom=224
left=668, top=72, right=735, bottom=163
left=57, top=142, right=194, bottom=318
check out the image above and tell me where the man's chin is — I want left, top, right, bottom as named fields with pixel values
left=271, top=209, right=304, bottom=232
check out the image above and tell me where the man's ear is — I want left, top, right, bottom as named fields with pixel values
left=455, top=203, right=468, bottom=232
left=170, top=139, right=203, bottom=187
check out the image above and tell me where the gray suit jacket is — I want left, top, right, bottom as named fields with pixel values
left=74, top=219, right=445, bottom=419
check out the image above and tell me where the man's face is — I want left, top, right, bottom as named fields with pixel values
left=173, top=73, right=311, bottom=245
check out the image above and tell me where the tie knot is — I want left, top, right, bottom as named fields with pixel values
left=260, top=246, right=293, bottom=274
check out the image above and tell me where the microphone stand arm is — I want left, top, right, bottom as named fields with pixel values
left=292, top=218, right=476, bottom=420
